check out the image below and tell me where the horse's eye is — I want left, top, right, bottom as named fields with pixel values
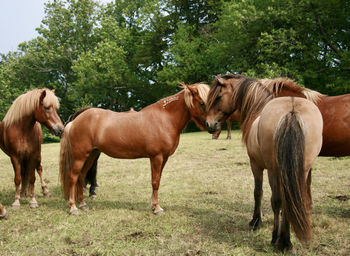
left=44, top=106, right=50, bottom=111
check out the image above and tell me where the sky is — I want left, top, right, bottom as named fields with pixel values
left=0, top=0, right=112, bottom=54
left=0, top=0, right=47, bottom=54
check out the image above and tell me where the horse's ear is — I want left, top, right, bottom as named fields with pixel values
left=39, top=90, right=46, bottom=105
left=186, top=85, right=198, bottom=96
left=217, top=77, right=225, bottom=85
left=52, top=89, right=55, bottom=93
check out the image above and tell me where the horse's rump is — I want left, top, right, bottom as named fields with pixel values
left=259, top=97, right=323, bottom=243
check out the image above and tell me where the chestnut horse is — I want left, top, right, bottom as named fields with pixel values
left=206, top=75, right=323, bottom=251
left=0, top=88, right=64, bottom=209
left=211, top=111, right=240, bottom=139
left=60, top=83, right=209, bottom=215
left=71, top=107, right=137, bottom=199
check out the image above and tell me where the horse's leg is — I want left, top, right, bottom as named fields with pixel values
left=11, top=157, right=21, bottom=209
left=268, top=172, right=282, bottom=246
left=89, top=152, right=100, bottom=199
left=0, top=204, right=9, bottom=220
left=249, top=159, right=264, bottom=230
left=28, top=161, right=39, bottom=209
left=150, top=154, right=168, bottom=214
left=77, top=175, right=88, bottom=211
left=226, top=120, right=232, bottom=140
left=36, top=163, right=51, bottom=197
left=276, top=211, right=293, bottom=251
left=68, top=160, right=85, bottom=215
left=306, top=168, right=313, bottom=214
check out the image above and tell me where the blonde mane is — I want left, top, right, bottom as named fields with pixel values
left=3, top=88, right=59, bottom=128
left=260, top=78, right=325, bottom=104
left=182, top=83, right=210, bottom=108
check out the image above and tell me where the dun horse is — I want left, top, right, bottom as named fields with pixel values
left=60, top=83, right=209, bottom=215
left=0, top=88, right=64, bottom=209
left=211, top=111, right=240, bottom=140
left=206, top=75, right=323, bottom=251
left=217, top=74, right=350, bottom=156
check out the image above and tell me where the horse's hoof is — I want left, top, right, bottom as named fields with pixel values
left=89, top=194, right=97, bottom=200
left=30, top=202, right=39, bottom=209
left=249, top=218, right=261, bottom=230
left=43, top=190, right=51, bottom=197
left=12, top=203, right=20, bottom=210
left=0, top=210, right=9, bottom=220
left=153, top=208, right=164, bottom=215
left=69, top=208, right=80, bottom=216
left=79, top=204, right=89, bottom=211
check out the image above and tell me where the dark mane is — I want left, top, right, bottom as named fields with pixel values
left=71, top=107, right=93, bottom=121
left=208, top=73, right=273, bottom=144
left=207, top=74, right=247, bottom=111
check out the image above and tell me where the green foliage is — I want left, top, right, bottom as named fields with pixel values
left=0, top=0, right=349, bottom=131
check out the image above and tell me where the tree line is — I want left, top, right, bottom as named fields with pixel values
left=0, top=0, right=349, bottom=124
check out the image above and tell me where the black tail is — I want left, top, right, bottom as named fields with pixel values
left=275, top=110, right=311, bottom=242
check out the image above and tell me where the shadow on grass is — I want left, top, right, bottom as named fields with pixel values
left=166, top=196, right=274, bottom=254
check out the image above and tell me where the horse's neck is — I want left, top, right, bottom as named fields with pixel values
left=6, top=114, right=38, bottom=132
left=158, top=92, right=191, bottom=132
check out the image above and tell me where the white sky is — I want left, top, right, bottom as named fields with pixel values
left=0, top=0, right=113, bottom=54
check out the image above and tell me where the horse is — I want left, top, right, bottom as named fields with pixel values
left=0, top=88, right=64, bottom=209
left=59, top=83, right=210, bottom=215
left=214, top=74, right=350, bottom=156
left=0, top=203, right=9, bottom=219
left=211, top=111, right=240, bottom=140
left=206, top=75, right=323, bottom=251
left=71, top=107, right=137, bottom=199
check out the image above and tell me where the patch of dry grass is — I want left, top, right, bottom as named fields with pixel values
left=0, top=130, right=349, bottom=255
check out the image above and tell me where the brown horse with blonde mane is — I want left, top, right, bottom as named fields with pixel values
left=0, top=88, right=64, bottom=209
left=60, top=83, right=209, bottom=215
left=206, top=74, right=323, bottom=251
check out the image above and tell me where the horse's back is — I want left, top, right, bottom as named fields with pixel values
left=258, top=97, right=323, bottom=170
left=317, top=94, right=350, bottom=156
left=69, top=107, right=175, bottom=158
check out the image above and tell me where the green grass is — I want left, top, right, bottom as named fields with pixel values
left=0, top=130, right=349, bottom=255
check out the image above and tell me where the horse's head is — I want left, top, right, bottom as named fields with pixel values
left=206, top=75, right=241, bottom=133
left=34, top=89, right=64, bottom=137
left=182, top=83, right=210, bottom=130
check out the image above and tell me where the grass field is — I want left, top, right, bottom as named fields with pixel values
left=0, top=130, right=349, bottom=255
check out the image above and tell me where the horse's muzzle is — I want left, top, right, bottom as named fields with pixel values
left=206, top=121, right=219, bottom=134
left=52, top=125, right=64, bottom=137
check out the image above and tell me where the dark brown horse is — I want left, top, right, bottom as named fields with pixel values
left=60, top=83, right=209, bottom=215
left=0, top=88, right=64, bottom=209
left=211, top=111, right=240, bottom=139
left=206, top=75, right=323, bottom=251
